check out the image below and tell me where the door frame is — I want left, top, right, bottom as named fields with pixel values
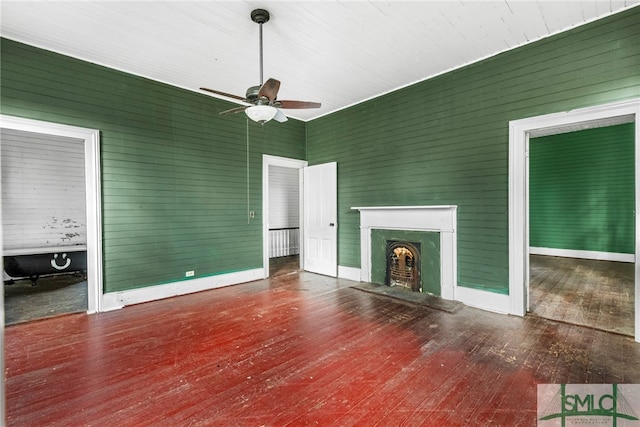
left=508, top=98, right=640, bottom=342
left=0, top=115, right=103, bottom=313
left=262, top=155, right=307, bottom=278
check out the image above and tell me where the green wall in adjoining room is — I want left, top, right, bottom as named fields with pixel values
left=305, top=7, right=640, bottom=294
left=0, top=38, right=306, bottom=293
left=529, top=123, right=635, bottom=254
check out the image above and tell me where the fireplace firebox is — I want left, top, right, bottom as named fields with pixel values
left=385, top=240, right=421, bottom=292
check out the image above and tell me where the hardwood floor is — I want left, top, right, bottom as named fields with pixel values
left=269, top=255, right=299, bottom=277
left=5, top=272, right=640, bottom=426
left=529, top=255, right=635, bottom=337
left=4, top=273, right=87, bottom=325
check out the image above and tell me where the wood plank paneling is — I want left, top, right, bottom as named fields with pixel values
left=306, top=7, right=640, bottom=294
left=530, top=124, right=635, bottom=254
left=3, top=2, right=635, bottom=122
left=0, top=38, right=306, bottom=292
left=1, top=129, right=86, bottom=251
left=268, top=166, right=299, bottom=229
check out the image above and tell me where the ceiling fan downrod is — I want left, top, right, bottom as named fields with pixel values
left=251, top=9, right=270, bottom=86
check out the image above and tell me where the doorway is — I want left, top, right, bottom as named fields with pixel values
left=0, top=115, right=102, bottom=317
left=262, top=155, right=307, bottom=278
left=527, top=123, right=635, bottom=336
left=508, top=98, right=640, bottom=342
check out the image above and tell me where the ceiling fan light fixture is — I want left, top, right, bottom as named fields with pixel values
left=245, top=105, right=278, bottom=124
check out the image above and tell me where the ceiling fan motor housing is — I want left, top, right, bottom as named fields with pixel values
left=246, top=85, right=261, bottom=102
left=251, top=9, right=270, bottom=24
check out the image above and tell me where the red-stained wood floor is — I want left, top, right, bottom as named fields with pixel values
left=5, top=272, right=640, bottom=426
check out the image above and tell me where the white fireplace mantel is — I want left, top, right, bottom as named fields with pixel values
left=352, top=205, right=457, bottom=300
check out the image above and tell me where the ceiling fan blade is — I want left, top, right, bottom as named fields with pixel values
left=277, top=100, right=321, bottom=109
left=273, top=109, right=288, bottom=123
left=258, top=78, right=280, bottom=101
left=200, top=87, right=247, bottom=102
left=220, top=106, right=248, bottom=115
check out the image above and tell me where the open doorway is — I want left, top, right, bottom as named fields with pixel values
left=1, top=115, right=102, bottom=322
left=527, top=123, right=635, bottom=336
left=2, top=128, right=88, bottom=324
left=509, top=98, right=640, bottom=342
left=262, top=155, right=307, bottom=278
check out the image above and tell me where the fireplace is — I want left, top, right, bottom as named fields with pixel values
left=352, top=205, right=458, bottom=300
left=386, top=240, right=421, bottom=291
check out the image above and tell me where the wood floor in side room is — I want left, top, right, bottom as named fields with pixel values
left=529, top=255, right=635, bottom=337
left=269, top=254, right=299, bottom=277
left=4, top=273, right=87, bottom=325
left=5, top=271, right=640, bottom=426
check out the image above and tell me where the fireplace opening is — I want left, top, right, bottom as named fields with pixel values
left=385, top=240, right=421, bottom=292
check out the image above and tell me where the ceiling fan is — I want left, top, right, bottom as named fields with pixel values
left=200, top=9, right=321, bottom=124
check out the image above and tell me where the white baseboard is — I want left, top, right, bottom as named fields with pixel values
left=338, top=265, right=361, bottom=282
left=101, top=268, right=264, bottom=312
left=98, top=265, right=518, bottom=318
left=530, top=247, right=634, bottom=263
left=455, top=285, right=510, bottom=314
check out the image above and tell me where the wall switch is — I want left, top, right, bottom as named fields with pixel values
left=185, top=270, right=195, bottom=277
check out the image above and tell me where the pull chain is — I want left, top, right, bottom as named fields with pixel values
left=247, top=118, right=250, bottom=224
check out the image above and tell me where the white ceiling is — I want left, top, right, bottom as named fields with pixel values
left=1, top=1, right=638, bottom=122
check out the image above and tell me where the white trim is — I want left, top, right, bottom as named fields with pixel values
left=102, top=268, right=263, bottom=311
left=0, top=126, right=4, bottom=422
left=530, top=247, right=634, bottom=263
left=455, top=286, right=510, bottom=314
left=508, top=98, right=640, bottom=342
left=353, top=205, right=457, bottom=211
left=262, top=155, right=307, bottom=278
left=0, top=115, right=103, bottom=313
left=338, top=265, right=361, bottom=282
left=352, top=205, right=457, bottom=301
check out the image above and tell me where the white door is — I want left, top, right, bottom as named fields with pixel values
left=303, top=162, right=337, bottom=277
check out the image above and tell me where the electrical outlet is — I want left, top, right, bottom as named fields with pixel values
left=249, top=211, right=255, bottom=218
left=185, top=270, right=195, bottom=277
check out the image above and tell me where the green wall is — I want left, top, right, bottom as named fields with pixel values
left=530, top=123, right=635, bottom=254
left=306, top=7, right=640, bottom=294
left=0, top=38, right=306, bottom=292
left=2, top=7, right=639, bottom=298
